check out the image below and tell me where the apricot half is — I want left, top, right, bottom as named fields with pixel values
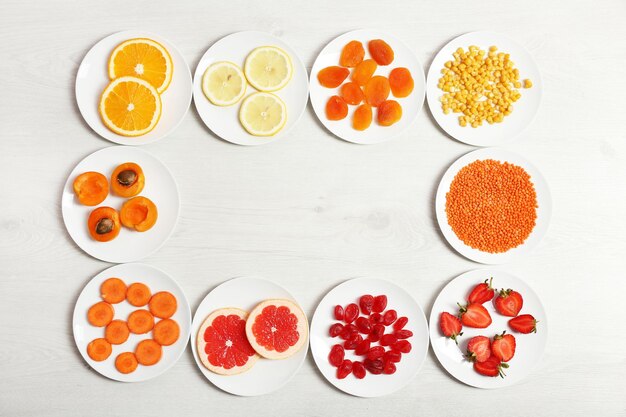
left=389, top=67, right=414, bottom=98
left=339, top=40, right=365, bottom=67
left=120, top=196, right=158, bottom=232
left=377, top=100, right=403, bottom=126
left=88, top=207, right=121, bottom=242
left=73, top=172, right=108, bottom=206
left=364, top=76, right=390, bottom=107
left=111, top=163, right=145, bottom=198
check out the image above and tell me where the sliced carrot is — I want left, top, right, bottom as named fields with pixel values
left=127, top=282, right=152, bottom=307
left=100, top=277, right=127, bottom=304
left=135, top=339, right=162, bottom=366
left=115, top=352, right=138, bottom=374
left=105, top=319, right=130, bottom=345
left=153, top=319, right=180, bottom=346
left=87, top=338, right=112, bottom=361
left=149, top=291, right=177, bottom=319
left=87, top=301, right=114, bottom=327
left=128, top=309, right=155, bottom=334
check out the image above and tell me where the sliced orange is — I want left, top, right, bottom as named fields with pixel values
left=99, top=76, right=162, bottom=137
left=108, top=38, right=173, bottom=94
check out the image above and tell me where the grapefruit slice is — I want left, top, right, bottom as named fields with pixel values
left=197, top=308, right=259, bottom=375
left=245, top=299, right=308, bottom=360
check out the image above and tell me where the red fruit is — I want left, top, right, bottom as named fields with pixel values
left=369, top=313, right=383, bottom=325
left=384, top=350, right=401, bottom=363
left=355, top=339, right=371, bottom=356
left=439, top=312, right=463, bottom=344
left=468, top=277, right=495, bottom=304
left=373, top=295, right=387, bottom=313
left=334, top=305, right=344, bottom=321
left=339, top=323, right=358, bottom=340
left=465, top=336, right=491, bottom=363
left=355, top=316, right=372, bottom=334
left=366, top=346, right=385, bottom=360
left=395, top=329, right=413, bottom=339
left=474, top=355, right=508, bottom=378
left=344, top=334, right=363, bottom=350
left=329, top=323, right=344, bottom=337
left=393, top=316, right=408, bottom=331
left=359, top=294, right=374, bottom=314
left=344, top=303, right=359, bottom=323
left=337, top=359, right=353, bottom=379
left=383, top=359, right=397, bottom=374
left=380, top=334, right=398, bottom=346
left=364, top=358, right=384, bottom=374
left=383, top=309, right=397, bottom=326
left=329, top=344, right=345, bottom=367
left=392, top=340, right=412, bottom=353
left=494, top=289, right=524, bottom=317
left=369, top=324, right=385, bottom=342
left=491, top=332, right=516, bottom=362
left=352, top=361, right=366, bottom=379
left=509, top=314, right=538, bottom=334
left=458, top=303, right=492, bottom=328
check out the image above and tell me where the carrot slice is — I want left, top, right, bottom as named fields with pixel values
left=149, top=291, right=177, bottom=319
left=128, top=309, right=155, bottom=334
left=87, top=301, right=114, bottom=327
left=126, top=282, right=152, bottom=307
left=135, top=339, right=162, bottom=366
left=105, top=319, right=130, bottom=345
left=115, top=352, right=138, bottom=374
left=87, top=338, right=112, bottom=361
left=100, top=278, right=127, bottom=304
left=153, top=319, right=180, bottom=346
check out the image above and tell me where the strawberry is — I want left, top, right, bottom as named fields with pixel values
left=509, top=314, right=538, bottom=334
left=468, top=277, right=495, bottom=304
left=439, top=312, right=463, bottom=344
left=474, top=354, right=508, bottom=378
left=465, top=336, right=491, bottom=363
left=491, top=332, right=516, bottom=362
left=494, top=288, right=523, bottom=317
left=458, top=302, right=492, bottom=328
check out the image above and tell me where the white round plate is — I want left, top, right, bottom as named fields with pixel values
left=435, top=147, right=551, bottom=264
left=73, top=263, right=191, bottom=382
left=310, top=277, right=429, bottom=397
left=426, top=31, right=542, bottom=146
left=76, top=30, right=192, bottom=145
left=191, top=276, right=309, bottom=396
left=193, top=31, right=309, bottom=146
left=310, top=29, right=426, bottom=145
left=62, top=146, right=180, bottom=263
left=429, top=269, right=547, bottom=389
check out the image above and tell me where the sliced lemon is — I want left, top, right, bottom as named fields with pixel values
left=244, top=46, right=292, bottom=92
left=239, top=92, right=287, bottom=136
left=202, top=61, right=246, bottom=106
left=108, top=38, right=173, bottom=94
left=99, top=76, right=162, bottom=137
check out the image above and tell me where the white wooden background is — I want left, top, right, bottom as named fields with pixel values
left=1, top=0, right=625, bottom=416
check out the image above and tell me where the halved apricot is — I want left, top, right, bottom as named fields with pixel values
left=368, top=39, right=394, bottom=65
left=120, top=196, right=158, bottom=232
left=111, top=162, right=145, bottom=198
left=73, top=172, right=108, bottom=206
left=389, top=67, right=414, bottom=98
left=318, top=66, right=350, bottom=88
left=377, top=100, right=403, bottom=126
left=353, top=104, right=373, bottom=131
left=325, top=95, right=348, bottom=121
left=339, top=40, right=365, bottom=67
left=351, top=59, right=377, bottom=86
left=364, top=76, right=390, bottom=107
left=88, top=207, right=121, bottom=242
left=340, top=82, right=365, bottom=105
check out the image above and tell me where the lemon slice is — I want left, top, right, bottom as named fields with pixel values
left=202, top=61, right=247, bottom=106
left=239, top=92, right=287, bottom=136
left=244, top=46, right=293, bottom=92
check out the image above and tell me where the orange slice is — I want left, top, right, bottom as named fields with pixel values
left=99, top=76, right=162, bottom=137
left=108, top=38, right=173, bottom=93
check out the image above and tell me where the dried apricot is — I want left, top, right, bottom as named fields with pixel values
left=325, top=95, right=348, bottom=121
left=351, top=59, right=377, bottom=86
left=339, top=40, right=365, bottom=67
left=318, top=66, right=350, bottom=88
left=389, top=67, right=414, bottom=98
left=353, top=104, right=372, bottom=131
left=364, top=76, right=390, bottom=107
left=340, top=82, right=365, bottom=105
left=368, top=39, right=394, bottom=65
left=377, top=100, right=402, bottom=126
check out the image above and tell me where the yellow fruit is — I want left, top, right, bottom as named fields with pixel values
left=244, top=46, right=292, bottom=92
left=239, top=92, right=287, bottom=136
left=99, top=76, right=162, bottom=137
left=108, top=38, right=173, bottom=94
left=202, top=61, right=246, bottom=106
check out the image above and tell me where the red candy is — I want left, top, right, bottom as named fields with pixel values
left=393, top=316, right=408, bottom=331
left=352, top=361, right=366, bottom=379
left=344, top=303, right=359, bottom=324
left=329, top=344, right=344, bottom=367
left=373, top=295, right=387, bottom=313
left=364, top=358, right=384, bottom=374
left=369, top=313, right=383, bottom=325
left=392, top=340, right=412, bottom=353
left=367, top=346, right=385, bottom=360
left=395, top=329, right=413, bottom=339
left=383, top=359, right=397, bottom=375
left=383, top=309, right=397, bottom=326
left=380, top=334, right=398, bottom=346
left=384, top=350, right=402, bottom=363
left=344, top=334, right=363, bottom=350
left=337, top=359, right=353, bottom=379
left=359, top=294, right=374, bottom=315
left=334, top=305, right=344, bottom=321
left=355, top=339, right=371, bottom=356
left=329, top=323, right=344, bottom=337
left=369, top=324, right=385, bottom=342
left=355, top=316, right=372, bottom=334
